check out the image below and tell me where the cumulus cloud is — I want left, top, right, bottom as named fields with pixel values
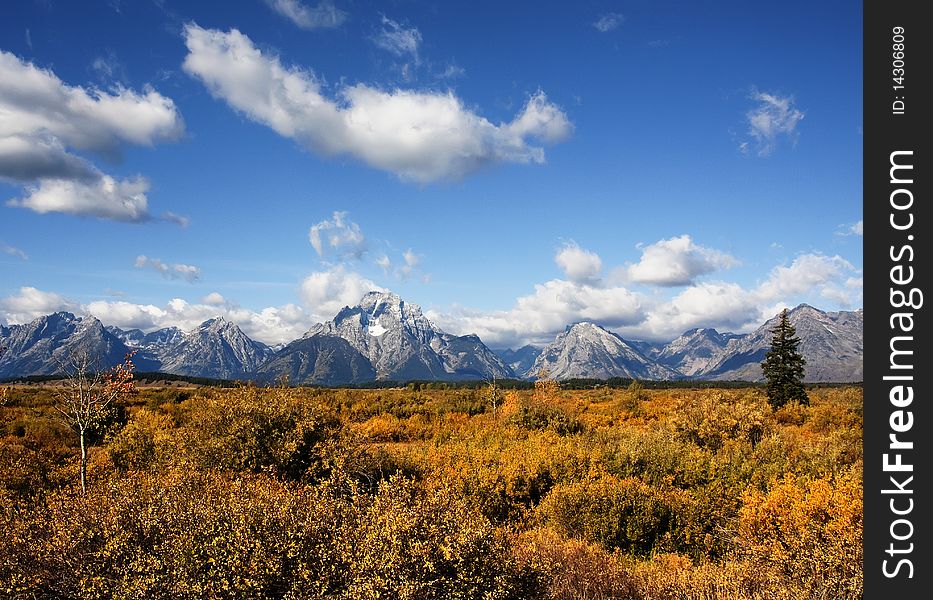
left=134, top=255, right=201, bottom=283
left=743, top=90, right=804, bottom=156
left=309, top=211, right=366, bottom=259
left=1, top=243, right=28, bottom=260
left=754, top=253, right=855, bottom=300
left=265, top=0, right=347, bottom=30
left=626, top=235, right=738, bottom=286
left=432, top=241, right=861, bottom=346
left=554, top=242, right=601, bottom=283
left=182, top=25, right=572, bottom=182
left=0, top=286, right=78, bottom=324
left=202, top=292, right=226, bottom=305
left=430, top=279, right=645, bottom=348
left=0, top=50, right=186, bottom=223
left=640, top=282, right=762, bottom=339
left=593, top=13, right=624, bottom=32
left=299, top=266, right=385, bottom=321
left=9, top=176, right=160, bottom=223
left=0, top=286, right=314, bottom=345
left=85, top=297, right=312, bottom=345
left=374, top=17, right=421, bottom=58
left=837, top=220, right=863, bottom=236
left=635, top=252, right=861, bottom=338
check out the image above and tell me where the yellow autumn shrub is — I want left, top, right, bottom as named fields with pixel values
left=737, top=469, right=863, bottom=598
left=512, top=527, right=637, bottom=599
left=345, top=475, right=526, bottom=599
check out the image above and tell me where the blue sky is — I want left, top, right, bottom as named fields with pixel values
left=0, top=0, right=862, bottom=347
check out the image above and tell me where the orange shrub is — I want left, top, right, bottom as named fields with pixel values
left=512, top=527, right=637, bottom=599
left=737, top=470, right=862, bottom=598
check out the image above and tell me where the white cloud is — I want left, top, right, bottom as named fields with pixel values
left=838, top=219, right=862, bottom=236
left=403, top=248, right=421, bottom=268
left=744, top=90, right=804, bottom=156
left=432, top=242, right=861, bottom=346
left=309, top=211, right=365, bottom=259
left=430, top=279, right=645, bottom=347
left=265, top=0, right=347, bottom=30
left=374, top=16, right=421, bottom=58
left=0, top=286, right=78, bottom=324
left=554, top=242, right=601, bottom=283
left=376, top=254, right=392, bottom=273
left=134, top=255, right=201, bottom=283
left=626, top=235, right=738, bottom=286
left=91, top=50, right=127, bottom=84
left=299, top=266, right=385, bottom=321
left=182, top=25, right=572, bottom=182
left=395, top=248, right=421, bottom=280
left=639, top=282, right=762, bottom=339
left=9, top=176, right=158, bottom=223
left=845, top=277, right=863, bottom=289
left=202, top=292, right=226, bottom=305
left=85, top=297, right=312, bottom=345
left=0, top=51, right=183, bottom=155
left=1, top=243, right=28, bottom=260
left=593, top=13, right=624, bottom=32
left=0, top=286, right=311, bottom=345
left=754, top=253, right=855, bottom=300
left=437, top=64, right=465, bottom=79
left=0, top=50, right=185, bottom=223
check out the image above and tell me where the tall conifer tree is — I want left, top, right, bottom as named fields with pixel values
left=761, top=309, right=809, bottom=410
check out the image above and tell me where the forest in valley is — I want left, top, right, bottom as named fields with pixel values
left=0, top=378, right=862, bottom=599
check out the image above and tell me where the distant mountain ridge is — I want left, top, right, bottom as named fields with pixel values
left=530, top=322, right=678, bottom=381
left=262, top=291, right=513, bottom=385
left=495, top=345, right=542, bottom=379
left=1, top=300, right=863, bottom=383
left=0, top=312, right=151, bottom=378
left=157, top=318, right=274, bottom=380
left=695, top=304, right=863, bottom=382
left=655, top=328, right=744, bottom=377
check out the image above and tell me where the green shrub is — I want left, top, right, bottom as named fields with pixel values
left=537, top=476, right=693, bottom=557
left=509, top=404, right=584, bottom=436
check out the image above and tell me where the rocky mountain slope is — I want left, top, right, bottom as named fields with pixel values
left=530, top=322, right=678, bottom=381
left=696, top=305, right=863, bottom=382
left=0, top=312, right=149, bottom=377
left=1, top=303, right=863, bottom=383
left=257, top=335, right=376, bottom=386
left=494, top=345, right=543, bottom=379
left=156, top=318, right=274, bottom=380
left=294, top=291, right=513, bottom=382
left=655, top=328, right=744, bottom=377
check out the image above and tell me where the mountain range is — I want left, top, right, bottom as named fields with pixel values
left=0, top=295, right=863, bottom=384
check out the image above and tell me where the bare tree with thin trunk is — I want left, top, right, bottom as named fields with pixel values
left=485, top=375, right=501, bottom=419
left=53, top=350, right=136, bottom=494
left=0, top=345, right=8, bottom=406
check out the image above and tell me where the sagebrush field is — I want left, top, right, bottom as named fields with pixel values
left=0, top=381, right=862, bottom=599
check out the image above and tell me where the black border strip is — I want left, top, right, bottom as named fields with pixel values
left=864, top=1, right=930, bottom=595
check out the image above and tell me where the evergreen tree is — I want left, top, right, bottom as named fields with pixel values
left=761, top=309, right=809, bottom=410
